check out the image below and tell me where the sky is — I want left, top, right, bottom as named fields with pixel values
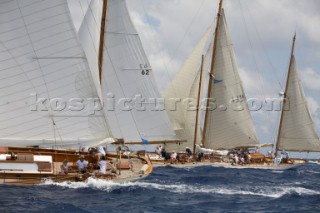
left=68, top=0, right=320, bottom=157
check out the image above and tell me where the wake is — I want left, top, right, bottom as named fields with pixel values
left=40, top=178, right=320, bottom=198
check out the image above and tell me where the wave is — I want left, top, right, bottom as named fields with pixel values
left=41, top=178, right=320, bottom=198
left=40, top=178, right=126, bottom=192
left=271, top=170, right=284, bottom=173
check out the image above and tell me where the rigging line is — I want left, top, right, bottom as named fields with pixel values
left=238, top=0, right=264, bottom=98
left=243, top=1, right=282, bottom=90
left=139, top=0, right=212, bottom=137
left=139, top=0, right=207, bottom=84
left=238, top=0, right=278, bottom=144
left=163, top=0, right=207, bottom=69
left=133, top=0, right=173, bottom=110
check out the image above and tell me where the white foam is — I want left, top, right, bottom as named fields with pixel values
left=40, top=179, right=320, bottom=198
left=40, top=178, right=129, bottom=192
left=306, top=170, right=320, bottom=174
left=271, top=170, right=284, bottom=173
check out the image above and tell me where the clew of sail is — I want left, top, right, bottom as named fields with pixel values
left=203, top=10, right=259, bottom=150
left=0, top=0, right=111, bottom=147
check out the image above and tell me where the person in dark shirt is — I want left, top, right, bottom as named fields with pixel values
left=186, top=147, right=192, bottom=157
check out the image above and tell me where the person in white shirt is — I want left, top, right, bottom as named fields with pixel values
left=76, top=155, right=88, bottom=173
left=96, top=146, right=106, bottom=156
left=60, top=159, right=70, bottom=175
left=98, top=155, right=107, bottom=174
left=171, top=152, right=177, bottom=163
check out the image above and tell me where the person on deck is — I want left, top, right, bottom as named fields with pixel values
left=197, top=152, right=204, bottom=162
left=76, top=155, right=88, bottom=173
left=170, top=152, right=177, bottom=164
left=234, top=154, right=239, bottom=164
left=89, top=146, right=106, bottom=163
left=60, top=159, right=70, bottom=175
left=98, top=155, right=107, bottom=174
left=285, top=152, right=290, bottom=163
left=186, top=147, right=192, bottom=158
left=160, top=147, right=167, bottom=158
left=155, top=145, right=162, bottom=158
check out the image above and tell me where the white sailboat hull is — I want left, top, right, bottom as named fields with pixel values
left=151, top=158, right=305, bottom=170
left=153, top=162, right=303, bottom=170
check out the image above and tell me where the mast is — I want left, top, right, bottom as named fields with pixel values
left=201, top=0, right=223, bottom=146
left=98, top=0, right=108, bottom=84
left=275, top=33, right=296, bottom=156
left=193, top=55, right=205, bottom=154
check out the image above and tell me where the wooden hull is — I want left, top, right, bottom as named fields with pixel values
left=0, top=147, right=152, bottom=186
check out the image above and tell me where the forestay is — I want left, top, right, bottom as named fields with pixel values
left=0, top=0, right=110, bottom=147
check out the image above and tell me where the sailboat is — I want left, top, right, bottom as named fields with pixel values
left=274, top=34, right=320, bottom=160
left=151, top=0, right=263, bottom=166
left=153, top=0, right=307, bottom=169
left=0, top=0, right=166, bottom=185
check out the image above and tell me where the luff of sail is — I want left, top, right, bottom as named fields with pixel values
left=276, top=36, right=320, bottom=152
left=162, top=28, right=212, bottom=150
left=0, top=0, right=111, bottom=147
left=78, top=0, right=104, bottom=100
left=203, top=10, right=259, bottom=150
left=79, top=0, right=177, bottom=143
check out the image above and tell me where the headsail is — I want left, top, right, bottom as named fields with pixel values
left=0, top=0, right=111, bottom=147
left=276, top=35, right=320, bottom=152
left=78, top=0, right=176, bottom=142
left=202, top=9, right=259, bottom=149
left=162, top=28, right=212, bottom=150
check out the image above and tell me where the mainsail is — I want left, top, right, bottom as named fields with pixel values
left=276, top=35, right=320, bottom=152
left=79, top=0, right=177, bottom=142
left=202, top=8, right=259, bottom=149
left=0, top=0, right=111, bottom=147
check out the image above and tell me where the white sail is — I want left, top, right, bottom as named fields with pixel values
left=277, top=55, right=320, bottom=152
left=162, top=28, right=212, bottom=150
left=77, top=0, right=103, bottom=100
left=0, top=0, right=111, bottom=147
left=203, top=10, right=259, bottom=149
left=98, top=0, right=176, bottom=142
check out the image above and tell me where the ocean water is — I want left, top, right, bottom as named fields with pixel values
left=1, top=163, right=320, bottom=213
